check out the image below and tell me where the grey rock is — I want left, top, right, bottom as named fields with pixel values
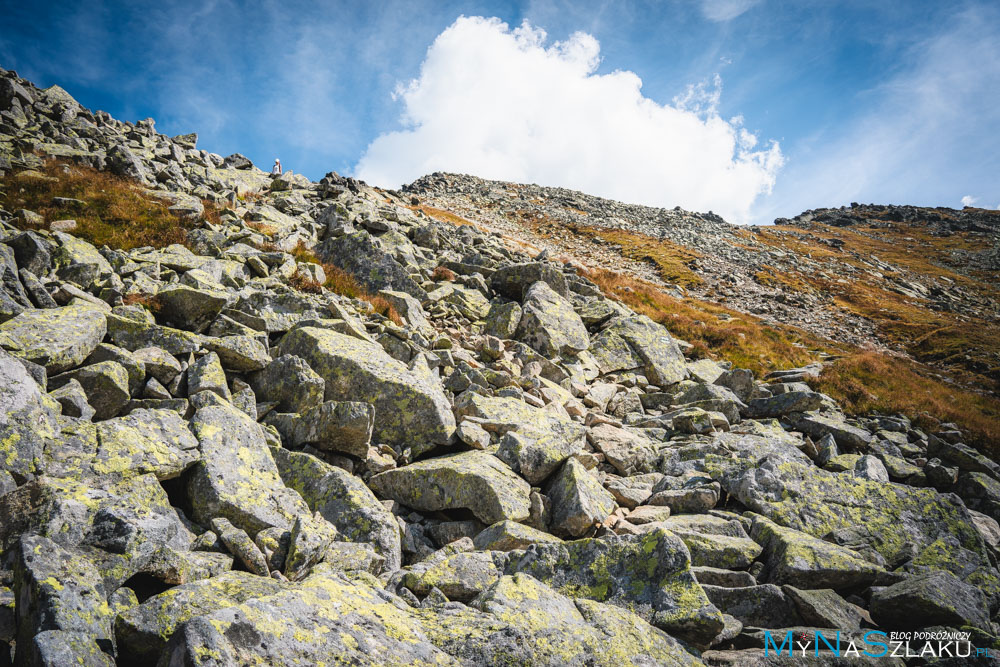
left=278, top=327, right=455, bottom=450
left=369, top=450, right=532, bottom=524
left=187, top=403, right=310, bottom=535
left=546, top=458, right=617, bottom=538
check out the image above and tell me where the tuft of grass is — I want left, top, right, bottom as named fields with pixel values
left=2, top=160, right=197, bottom=250
left=287, top=270, right=323, bottom=294
left=810, top=351, right=1000, bottom=453
left=246, top=220, right=277, bottom=237
left=411, top=204, right=477, bottom=227
left=431, top=265, right=456, bottom=282
left=121, top=292, right=162, bottom=313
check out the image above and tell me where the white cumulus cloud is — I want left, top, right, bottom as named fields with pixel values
left=354, top=16, right=783, bottom=223
left=960, top=195, right=977, bottom=207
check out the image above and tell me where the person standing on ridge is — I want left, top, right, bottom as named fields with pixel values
left=272, top=158, right=282, bottom=175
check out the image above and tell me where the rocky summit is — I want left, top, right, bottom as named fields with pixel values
left=0, top=65, right=999, bottom=666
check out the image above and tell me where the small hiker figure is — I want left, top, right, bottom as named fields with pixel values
left=272, top=158, right=282, bottom=175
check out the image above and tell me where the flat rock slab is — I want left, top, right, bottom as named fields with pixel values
left=278, top=326, right=455, bottom=450
left=0, top=303, right=106, bottom=372
left=368, top=450, right=531, bottom=524
left=94, top=408, right=200, bottom=480
left=187, top=403, right=310, bottom=536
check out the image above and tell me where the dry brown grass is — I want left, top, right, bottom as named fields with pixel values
left=201, top=200, right=223, bottom=226
left=580, top=267, right=838, bottom=375
left=278, top=242, right=402, bottom=325
left=431, top=266, right=457, bottom=282
left=287, top=271, right=323, bottom=294
left=810, top=351, right=1000, bottom=453
left=2, top=161, right=197, bottom=250
left=121, top=292, right=162, bottom=313
left=246, top=220, right=277, bottom=237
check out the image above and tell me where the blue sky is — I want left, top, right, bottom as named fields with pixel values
left=2, top=0, right=998, bottom=223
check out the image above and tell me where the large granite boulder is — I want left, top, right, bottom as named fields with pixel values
left=368, top=451, right=532, bottom=524
left=278, top=327, right=455, bottom=450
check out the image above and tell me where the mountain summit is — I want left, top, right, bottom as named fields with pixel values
left=1, top=66, right=999, bottom=665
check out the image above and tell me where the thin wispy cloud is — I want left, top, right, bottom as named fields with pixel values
left=700, top=0, right=762, bottom=22
left=756, top=4, right=1000, bottom=222
left=356, top=16, right=782, bottom=223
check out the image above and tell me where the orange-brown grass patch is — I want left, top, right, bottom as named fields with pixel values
left=810, top=351, right=1000, bottom=453
left=246, top=220, right=277, bottom=237
left=121, top=292, right=162, bottom=313
left=316, top=261, right=402, bottom=325
left=580, top=267, right=838, bottom=376
left=431, top=266, right=457, bottom=282
left=201, top=200, right=223, bottom=226
left=411, top=205, right=476, bottom=227
left=2, top=161, right=196, bottom=250
left=520, top=214, right=704, bottom=288
left=287, top=271, right=323, bottom=294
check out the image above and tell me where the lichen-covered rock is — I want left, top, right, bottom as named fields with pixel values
left=449, top=573, right=704, bottom=666
left=187, top=404, right=310, bottom=535
left=51, top=360, right=130, bottom=420
left=114, top=570, right=285, bottom=662
left=187, top=351, right=231, bottom=401
left=161, top=569, right=451, bottom=665
left=13, top=535, right=114, bottom=666
left=587, top=423, right=659, bottom=475
left=212, top=517, right=271, bottom=576
left=155, top=284, right=229, bottom=333
left=744, top=391, right=838, bottom=418
left=546, top=458, right=616, bottom=538
left=278, top=326, right=455, bottom=449
left=456, top=392, right=586, bottom=484
left=749, top=515, right=883, bottom=589
left=131, top=346, right=182, bottom=385
left=704, top=436, right=996, bottom=599
left=29, top=630, right=115, bottom=667
left=1, top=347, right=59, bottom=476
left=1, top=473, right=188, bottom=593
left=249, top=354, right=325, bottom=413
left=105, top=311, right=205, bottom=355
left=870, top=570, right=991, bottom=631
left=516, top=281, right=589, bottom=357
left=444, top=286, right=491, bottom=320
left=369, top=450, right=532, bottom=524
left=491, top=262, right=569, bottom=300
left=270, top=400, right=374, bottom=458
left=701, top=584, right=804, bottom=629
left=473, top=520, right=562, bottom=551
left=316, top=230, right=427, bottom=299
left=673, top=531, right=762, bottom=569
left=506, top=527, right=724, bottom=645
left=273, top=447, right=402, bottom=571
left=401, top=550, right=502, bottom=602
left=590, top=315, right=687, bottom=385
left=93, top=408, right=200, bottom=480
left=0, top=303, right=106, bottom=372
left=484, top=300, right=522, bottom=339
left=203, top=334, right=270, bottom=371
left=782, top=586, right=868, bottom=631
left=285, top=513, right=339, bottom=580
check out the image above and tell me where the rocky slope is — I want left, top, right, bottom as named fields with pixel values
left=405, top=173, right=1000, bottom=390
left=1, top=66, right=1000, bottom=665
